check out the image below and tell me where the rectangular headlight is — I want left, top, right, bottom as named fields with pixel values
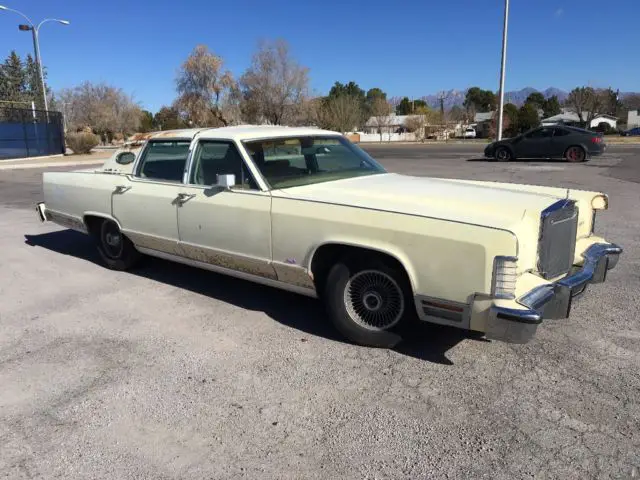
left=492, top=256, right=518, bottom=299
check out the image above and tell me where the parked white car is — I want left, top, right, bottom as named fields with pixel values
left=36, top=126, right=622, bottom=348
left=464, top=127, right=477, bottom=138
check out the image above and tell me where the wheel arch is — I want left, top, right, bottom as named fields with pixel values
left=82, top=212, right=122, bottom=237
left=564, top=143, right=588, bottom=161
left=307, top=241, right=418, bottom=296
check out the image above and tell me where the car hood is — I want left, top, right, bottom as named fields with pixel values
left=273, top=173, right=563, bottom=231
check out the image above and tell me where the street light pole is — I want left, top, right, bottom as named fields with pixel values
left=29, top=26, right=48, bottom=112
left=496, top=0, right=509, bottom=141
left=0, top=5, right=69, bottom=113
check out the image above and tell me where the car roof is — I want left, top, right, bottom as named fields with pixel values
left=143, top=125, right=342, bottom=142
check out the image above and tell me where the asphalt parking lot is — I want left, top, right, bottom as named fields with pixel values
left=1, top=144, right=639, bottom=479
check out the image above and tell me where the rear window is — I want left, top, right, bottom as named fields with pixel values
left=565, top=126, right=595, bottom=135
left=136, top=140, right=191, bottom=182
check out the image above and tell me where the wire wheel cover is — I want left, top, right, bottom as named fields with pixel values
left=344, top=270, right=405, bottom=330
left=102, top=222, right=123, bottom=259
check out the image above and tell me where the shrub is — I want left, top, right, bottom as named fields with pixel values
left=66, top=132, right=100, bottom=154
left=593, top=122, right=617, bottom=135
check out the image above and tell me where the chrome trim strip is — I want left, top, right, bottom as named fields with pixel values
left=136, top=247, right=318, bottom=298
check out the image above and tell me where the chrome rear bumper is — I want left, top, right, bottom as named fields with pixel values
left=36, top=202, right=48, bottom=222
left=486, top=243, right=622, bottom=344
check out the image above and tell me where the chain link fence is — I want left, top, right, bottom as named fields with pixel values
left=0, top=107, right=65, bottom=160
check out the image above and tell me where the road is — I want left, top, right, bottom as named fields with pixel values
left=1, top=145, right=639, bottom=479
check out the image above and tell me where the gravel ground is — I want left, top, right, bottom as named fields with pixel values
left=1, top=145, right=639, bottom=479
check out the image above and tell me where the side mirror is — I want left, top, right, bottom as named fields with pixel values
left=216, top=174, right=236, bottom=189
left=115, top=151, right=136, bottom=165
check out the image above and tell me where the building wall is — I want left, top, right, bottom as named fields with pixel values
left=356, top=132, right=417, bottom=143
left=590, top=117, right=617, bottom=129
left=628, top=110, right=640, bottom=128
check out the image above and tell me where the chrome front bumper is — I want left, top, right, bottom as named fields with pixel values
left=486, top=243, right=622, bottom=344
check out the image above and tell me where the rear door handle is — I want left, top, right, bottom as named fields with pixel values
left=175, top=193, right=196, bottom=205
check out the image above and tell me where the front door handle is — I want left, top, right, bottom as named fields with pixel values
left=114, top=185, right=131, bottom=194
left=175, top=193, right=196, bottom=206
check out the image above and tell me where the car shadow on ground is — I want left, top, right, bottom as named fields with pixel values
left=24, top=229, right=488, bottom=365
left=466, top=157, right=567, bottom=163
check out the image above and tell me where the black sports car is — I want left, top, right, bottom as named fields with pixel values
left=484, top=125, right=606, bottom=162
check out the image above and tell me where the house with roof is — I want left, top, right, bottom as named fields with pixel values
left=470, top=111, right=494, bottom=138
left=541, top=109, right=618, bottom=129
left=363, top=114, right=412, bottom=135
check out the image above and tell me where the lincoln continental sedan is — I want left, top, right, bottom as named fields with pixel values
left=36, top=126, right=622, bottom=348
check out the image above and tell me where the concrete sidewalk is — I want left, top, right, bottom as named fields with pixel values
left=0, top=151, right=111, bottom=171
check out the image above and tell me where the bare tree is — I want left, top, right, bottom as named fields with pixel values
left=566, top=87, right=611, bottom=127
left=370, top=97, right=393, bottom=141
left=623, top=93, right=640, bottom=111
left=315, top=95, right=362, bottom=133
left=174, top=44, right=236, bottom=127
left=239, top=39, right=309, bottom=125
left=404, top=106, right=435, bottom=141
left=59, top=81, right=142, bottom=142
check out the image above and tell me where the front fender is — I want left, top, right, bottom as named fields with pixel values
left=305, top=238, right=421, bottom=292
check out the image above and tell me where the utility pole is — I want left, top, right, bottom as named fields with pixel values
left=496, top=0, right=509, bottom=141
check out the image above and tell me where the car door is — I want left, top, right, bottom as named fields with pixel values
left=514, top=127, right=554, bottom=158
left=550, top=127, right=572, bottom=158
left=111, top=138, right=192, bottom=255
left=175, top=139, right=276, bottom=279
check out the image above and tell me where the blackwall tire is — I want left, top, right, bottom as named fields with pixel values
left=324, top=259, right=413, bottom=348
left=495, top=146, right=512, bottom=162
left=95, top=219, right=140, bottom=271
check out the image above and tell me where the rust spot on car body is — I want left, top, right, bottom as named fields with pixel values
left=47, top=210, right=88, bottom=233
left=179, top=244, right=277, bottom=279
left=272, top=262, right=316, bottom=289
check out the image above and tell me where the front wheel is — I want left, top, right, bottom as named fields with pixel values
left=495, top=146, right=512, bottom=162
left=324, top=258, right=413, bottom=348
left=95, top=219, right=141, bottom=270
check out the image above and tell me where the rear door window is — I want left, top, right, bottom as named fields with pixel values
left=526, top=128, right=554, bottom=139
left=136, top=140, right=191, bottom=182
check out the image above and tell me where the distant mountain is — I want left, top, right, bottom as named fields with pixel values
left=389, top=87, right=571, bottom=109
left=390, top=87, right=638, bottom=111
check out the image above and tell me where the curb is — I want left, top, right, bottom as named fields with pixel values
left=0, top=159, right=105, bottom=171
left=0, top=154, right=65, bottom=163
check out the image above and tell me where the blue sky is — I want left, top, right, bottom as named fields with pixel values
left=1, top=0, right=638, bottom=113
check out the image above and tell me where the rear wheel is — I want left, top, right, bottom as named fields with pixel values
left=565, top=145, right=586, bottom=163
left=95, top=219, right=140, bottom=270
left=324, top=256, right=413, bottom=348
left=495, top=146, right=512, bottom=162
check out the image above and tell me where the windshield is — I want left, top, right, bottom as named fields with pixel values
left=242, top=135, right=386, bottom=189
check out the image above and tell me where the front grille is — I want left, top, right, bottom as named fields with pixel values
left=538, top=199, right=578, bottom=280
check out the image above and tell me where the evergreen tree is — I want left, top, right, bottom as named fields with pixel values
left=1, top=51, right=26, bottom=104
left=25, top=54, right=43, bottom=108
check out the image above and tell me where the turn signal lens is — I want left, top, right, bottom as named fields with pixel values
left=492, top=256, right=518, bottom=299
left=591, top=194, right=608, bottom=210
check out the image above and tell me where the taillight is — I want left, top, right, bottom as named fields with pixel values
left=591, top=136, right=603, bottom=144
left=491, top=256, right=518, bottom=299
